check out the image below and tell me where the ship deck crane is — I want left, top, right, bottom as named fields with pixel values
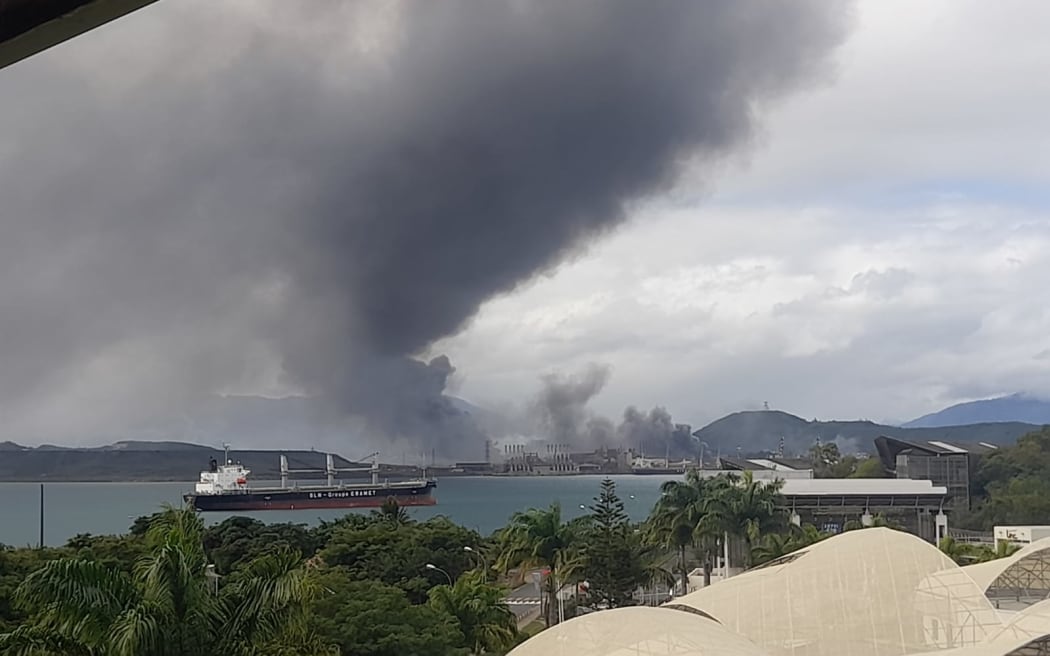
left=280, top=451, right=381, bottom=488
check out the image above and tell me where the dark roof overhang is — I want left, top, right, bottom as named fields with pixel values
left=0, top=0, right=159, bottom=71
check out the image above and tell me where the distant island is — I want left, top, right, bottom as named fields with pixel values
left=0, top=442, right=371, bottom=483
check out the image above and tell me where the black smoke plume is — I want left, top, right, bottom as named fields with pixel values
left=618, top=406, right=696, bottom=460
left=531, top=364, right=612, bottom=445
left=0, top=1, right=852, bottom=456
left=529, top=366, right=694, bottom=458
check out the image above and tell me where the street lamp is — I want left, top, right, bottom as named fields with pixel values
left=425, top=563, right=453, bottom=586
left=463, top=546, right=488, bottom=573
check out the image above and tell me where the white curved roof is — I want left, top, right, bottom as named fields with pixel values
left=671, top=528, right=1003, bottom=655
left=505, top=606, right=771, bottom=656
left=959, top=538, right=1050, bottom=595
left=909, top=601, right=1050, bottom=656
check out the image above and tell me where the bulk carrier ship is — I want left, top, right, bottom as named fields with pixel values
left=184, top=445, right=437, bottom=512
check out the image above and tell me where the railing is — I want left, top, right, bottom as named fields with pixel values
left=949, top=527, right=994, bottom=545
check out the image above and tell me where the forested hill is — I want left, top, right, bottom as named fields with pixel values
left=0, top=442, right=362, bottom=482
left=693, top=410, right=1042, bottom=455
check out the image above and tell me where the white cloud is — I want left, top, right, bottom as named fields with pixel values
left=439, top=198, right=1050, bottom=426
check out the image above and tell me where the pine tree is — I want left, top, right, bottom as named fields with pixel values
left=582, top=479, right=646, bottom=609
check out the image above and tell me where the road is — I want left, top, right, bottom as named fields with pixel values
left=504, top=576, right=544, bottom=627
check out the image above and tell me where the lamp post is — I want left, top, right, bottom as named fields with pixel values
left=463, top=546, right=488, bottom=573
left=425, top=563, right=453, bottom=586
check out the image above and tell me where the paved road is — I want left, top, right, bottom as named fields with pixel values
left=504, top=576, right=543, bottom=627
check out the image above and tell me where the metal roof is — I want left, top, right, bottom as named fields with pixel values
left=781, top=478, right=947, bottom=496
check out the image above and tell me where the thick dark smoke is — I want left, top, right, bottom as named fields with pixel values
left=0, top=1, right=852, bottom=456
left=529, top=366, right=694, bottom=458
left=618, top=407, right=696, bottom=459
left=531, top=364, right=611, bottom=444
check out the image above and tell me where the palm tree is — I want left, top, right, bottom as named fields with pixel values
left=427, top=570, right=517, bottom=654
left=750, top=532, right=795, bottom=566
left=635, top=536, right=677, bottom=603
left=790, top=522, right=828, bottom=548
left=371, top=497, right=413, bottom=526
left=0, top=507, right=330, bottom=656
left=722, top=471, right=784, bottom=568
left=938, top=535, right=981, bottom=565
left=496, top=503, right=580, bottom=627
left=647, top=479, right=700, bottom=594
left=972, top=540, right=1022, bottom=563
left=750, top=523, right=829, bottom=566
left=647, top=471, right=726, bottom=590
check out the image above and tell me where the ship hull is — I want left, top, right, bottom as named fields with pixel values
left=185, top=481, right=437, bottom=512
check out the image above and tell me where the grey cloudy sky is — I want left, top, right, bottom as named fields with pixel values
left=436, top=0, right=1050, bottom=427
left=1, top=0, right=1048, bottom=452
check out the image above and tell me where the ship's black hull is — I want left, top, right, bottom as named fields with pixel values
left=186, top=481, right=437, bottom=511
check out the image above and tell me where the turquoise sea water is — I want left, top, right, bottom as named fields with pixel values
left=0, top=475, right=676, bottom=547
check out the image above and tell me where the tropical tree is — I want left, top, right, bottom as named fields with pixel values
left=646, top=471, right=726, bottom=591
left=580, top=479, right=649, bottom=608
left=0, top=507, right=330, bottom=656
left=427, top=570, right=517, bottom=654
left=851, top=457, right=887, bottom=478
left=320, top=516, right=479, bottom=604
left=809, top=442, right=842, bottom=477
left=202, top=516, right=318, bottom=574
left=750, top=523, right=830, bottom=566
left=750, top=532, right=795, bottom=566
left=370, top=497, right=413, bottom=527
left=972, top=540, right=1022, bottom=563
left=722, top=471, right=785, bottom=568
left=646, top=478, right=696, bottom=593
left=307, top=571, right=462, bottom=656
left=938, top=536, right=984, bottom=565
left=496, top=503, right=580, bottom=627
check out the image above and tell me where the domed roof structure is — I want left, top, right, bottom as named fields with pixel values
left=960, top=538, right=1050, bottom=602
left=671, top=527, right=1003, bottom=655
left=505, top=606, right=771, bottom=656
left=909, top=600, right=1050, bottom=656
left=508, top=529, right=1050, bottom=656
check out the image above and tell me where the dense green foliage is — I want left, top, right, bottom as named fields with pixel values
left=321, top=516, right=480, bottom=604
left=0, top=508, right=326, bottom=656
left=0, top=548, right=68, bottom=634
left=202, top=517, right=319, bottom=574
left=308, top=571, right=464, bottom=656
left=0, top=506, right=511, bottom=656
left=938, top=536, right=1021, bottom=565
left=964, top=427, right=1050, bottom=529
left=427, top=571, right=517, bottom=654
left=809, top=443, right=887, bottom=479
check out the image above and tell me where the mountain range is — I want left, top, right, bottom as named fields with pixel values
left=3, top=393, right=1048, bottom=480
left=695, top=410, right=1040, bottom=457
left=902, top=393, right=1050, bottom=428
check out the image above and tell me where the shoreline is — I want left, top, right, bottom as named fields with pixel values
left=0, top=471, right=687, bottom=484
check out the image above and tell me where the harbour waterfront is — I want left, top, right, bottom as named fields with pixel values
left=0, top=475, right=675, bottom=547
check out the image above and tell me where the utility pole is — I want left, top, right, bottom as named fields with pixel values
left=38, top=483, right=44, bottom=549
